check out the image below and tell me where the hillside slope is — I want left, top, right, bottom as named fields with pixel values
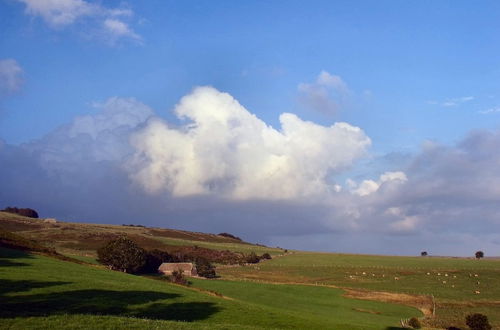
left=0, top=211, right=281, bottom=259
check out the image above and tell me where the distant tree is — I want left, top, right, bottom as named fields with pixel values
left=465, top=313, right=491, bottom=330
left=97, top=236, right=146, bottom=273
left=475, top=251, right=484, bottom=259
left=421, top=251, right=428, bottom=257
left=2, top=207, right=39, bottom=218
left=261, top=253, right=272, bottom=260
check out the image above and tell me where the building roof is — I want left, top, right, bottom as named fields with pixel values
left=158, top=262, right=195, bottom=272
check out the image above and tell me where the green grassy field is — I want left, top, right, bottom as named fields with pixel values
left=219, top=252, right=500, bottom=329
left=0, top=247, right=420, bottom=329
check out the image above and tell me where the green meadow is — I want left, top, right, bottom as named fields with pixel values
left=0, top=247, right=420, bottom=329
left=219, top=252, right=500, bottom=329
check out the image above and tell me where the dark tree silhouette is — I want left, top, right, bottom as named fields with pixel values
left=194, top=257, right=216, bottom=278
left=97, top=236, right=146, bottom=273
left=475, top=251, right=484, bottom=259
left=466, top=313, right=491, bottom=330
left=2, top=207, right=39, bottom=218
left=421, top=251, right=428, bottom=257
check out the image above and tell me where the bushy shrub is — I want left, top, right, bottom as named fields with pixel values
left=261, top=253, right=272, bottom=260
left=195, top=257, right=217, bottom=278
left=246, top=252, right=260, bottom=264
left=465, top=313, right=491, bottom=330
left=218, top=232, right=242, bottom=241
left=408, top=317, right=421, bottom=329
left=420, top=251, right=428, bottom=256
left=475, top=251, right=484, bottom=259
left=97, top=236, right=146, bottom=273
left=168, top=269, right=188, bottom=285
left=2, top=207, right=39, bottom=218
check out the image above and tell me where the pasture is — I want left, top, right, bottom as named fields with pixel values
left=219, top=252, right=500, bottom=328
left=0, top=247, right=420, bottom=329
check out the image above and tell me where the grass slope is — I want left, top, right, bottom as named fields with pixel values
left=220, top=252, right=500, bottom=329
left=0, top=247, right=419, bottom=329
left=190, top=278, right=420, bottom=330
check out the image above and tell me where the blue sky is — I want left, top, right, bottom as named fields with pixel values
left=1, top=0, right=500, bottom=255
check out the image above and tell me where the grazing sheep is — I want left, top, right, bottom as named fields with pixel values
left=426, top=272, right=431, bottom=275
left=451, top=285, right=455, bottom=288
left=442, top=280, right=447, bottom=284
left=394, top=277, right=400, bottom=280
left=474, top=274, right=479, bottom=277
left=445, top=273, right=448, bottom=277
left=475, top=290, right=480, bottom=294
left=437, top=273, right=441, bottom=276
left=453, top=275, right=457, bottom=278
left=362, top=272, right=366, bottom=275
left=477, top=281, right=480, bottom=285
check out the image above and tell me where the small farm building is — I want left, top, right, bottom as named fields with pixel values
left=158, top=262, right=197, bottom=276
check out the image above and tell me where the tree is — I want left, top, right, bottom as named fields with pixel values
left=475, top=251, right=484, bottom=259
left=140, top=249, right=174, bottom=273
left=97, top=236, right=146, bottom=273
left=194, top=257, right=217, bottom=278
left=421, top=251, right=428, bottom=257
left=465, top=313, right=491, bottom=330
left=2, top=207, right=39, bottom=218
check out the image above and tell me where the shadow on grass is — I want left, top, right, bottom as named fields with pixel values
left=0, top=247, right=34, bottom=267
left=386, top=327, right=406, bottom=330
left=0, top=283, right=220, bottom=322
left=0, top=279, right=71, bottom=295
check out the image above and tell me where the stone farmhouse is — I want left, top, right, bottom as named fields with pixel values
left=158, top=262, right=198, bottom=276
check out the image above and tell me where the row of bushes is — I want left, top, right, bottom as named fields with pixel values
left=407, top=313, right=492, bottom=330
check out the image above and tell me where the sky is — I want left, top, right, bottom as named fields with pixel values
left=1, top=0, right=500, bottom=256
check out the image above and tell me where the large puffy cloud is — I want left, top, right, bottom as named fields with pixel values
left=0, top=59, right=23, bottom=95
left=1, top=87, right=500, bottom=255
left=15, top=0, right=140, bottom=43
left=127, top=87, right=371, bottom=199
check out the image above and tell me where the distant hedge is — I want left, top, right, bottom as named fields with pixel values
left=218, top=232, right=242, bottom=241
left=2, top=207, right=39, bottom=218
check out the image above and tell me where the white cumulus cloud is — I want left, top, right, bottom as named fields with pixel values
left=348, top=171, right=407, bottom=196
left=128, top=86, right=371, bottom=199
